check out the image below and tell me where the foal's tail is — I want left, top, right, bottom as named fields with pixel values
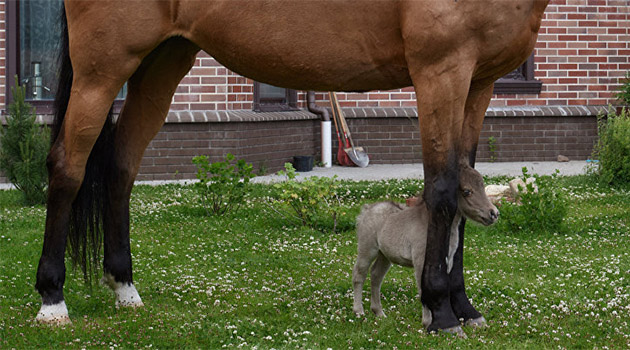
left=53, top=4, right=115, bottom=281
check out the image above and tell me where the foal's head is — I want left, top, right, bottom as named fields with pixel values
left=458, top=165, right=499, bottom=226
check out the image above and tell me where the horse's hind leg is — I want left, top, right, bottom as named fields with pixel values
left=369, top=252, right=391, bottom=317
left=101, top=37, right=199, bottom=307
left=449, top=84, right=494, bottom=327
left=35, top=66, right=139, bottom=325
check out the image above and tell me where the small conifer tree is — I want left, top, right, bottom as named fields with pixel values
left=0, top=77, right=50, bottom=204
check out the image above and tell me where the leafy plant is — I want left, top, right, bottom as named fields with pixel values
left=192, top=153, right=253, bottom=216
left=615, top=71, right=630, bottom=105
left=497, top=167, right=568, bottom=234
left=268, top=163, right=346, bottom=233
left=0, top=77, right=50, bottom=205
left=488, top=136, right=497, bottom=163
left=591, top=108, right=630, bottom=186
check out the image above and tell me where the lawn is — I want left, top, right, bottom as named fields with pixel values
left=0, top=176, right=628, bottom=349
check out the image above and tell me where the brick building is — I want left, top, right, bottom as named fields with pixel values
left=1, top=0, right=628, bottom=182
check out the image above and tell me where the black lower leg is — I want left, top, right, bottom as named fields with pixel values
left=421, top=167, right=461, bottom=331
left=102, top=161, right=134, bottom=284
left=35, top=160, right=80, bottom=304
left=448, top=218, right=482, bottom=321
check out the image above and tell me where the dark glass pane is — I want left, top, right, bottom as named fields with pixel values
left=19, top=0, right=126, bottom=101
left=19, top=0, right=63, bottom=100
left=259, top=83, right=287, bottom=100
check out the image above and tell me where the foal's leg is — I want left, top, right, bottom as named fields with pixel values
left=101, top=38, right=200, bottom=307
left=406, top=54, right=476, bottom=335
left=369, top=252, right=391, bottom=317
left=449, top=84, right=494, bottom=327
left=352, top=244, right=379, bottom=316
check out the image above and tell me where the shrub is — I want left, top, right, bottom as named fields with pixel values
left=592, top=108, right=630, bottom=186
left=497, top=168, right=568, bottom=234
left=192, top=153, right=253, bottom=216
left=268, top=163, right=346, bottom=233
left=616, top=71, right=630, bottom=105
left=0, top=77, right=50, bottom=205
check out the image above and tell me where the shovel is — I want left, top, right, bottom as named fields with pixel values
left=330, top=92, right=370, bottom=168
left=328, top=94, right=353, bottom=166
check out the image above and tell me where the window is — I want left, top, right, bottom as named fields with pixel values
left=493, top=54, right=542, bottom=95
left=253, top=82, right=298, bottom=112
left=6, top=0, right=125, bottom=113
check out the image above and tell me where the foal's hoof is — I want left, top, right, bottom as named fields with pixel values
left=441, top=325, right=467, bottom=338
left=464, top=316, right=488, bottom=328
left=35, top=302, right=71, bottom=326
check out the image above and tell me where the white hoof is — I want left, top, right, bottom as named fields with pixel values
left=35, top=301, right=71, bottom=326
left=101, top=274, right=144, bottom=308
left=442, top=325, right=467, bottom=338
left=465, top=316, right=488, bottom=328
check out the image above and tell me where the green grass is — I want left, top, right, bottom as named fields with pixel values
left=0, top=176, right=628, bottom=349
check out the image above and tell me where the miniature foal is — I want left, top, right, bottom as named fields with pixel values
left=353, top=164, right=499, bottom=329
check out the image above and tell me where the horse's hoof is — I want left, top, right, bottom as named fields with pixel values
left=441, top=325, right=467, bottom=338
left=35, top=301, right=71, bottom=326
left=116, top=298, right=145, bottom=308
left=465, top=316, right=488, bottom=328
left=102, top=274, right=144, bottom=308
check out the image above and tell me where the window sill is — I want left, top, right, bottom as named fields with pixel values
left=493, top=79, right=543, bottom=95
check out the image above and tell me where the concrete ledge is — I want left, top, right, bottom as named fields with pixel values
left=1, top=105, right=610, bottom=125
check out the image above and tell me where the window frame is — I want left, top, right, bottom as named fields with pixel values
left=253, top=82, right=298, bottom=113
left=493, top=54, right=542, bottom=95
left=4, top=0, right=123, bottom=115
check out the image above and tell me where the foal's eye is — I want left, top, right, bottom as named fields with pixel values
left=462, top=189, right=472, bottom=197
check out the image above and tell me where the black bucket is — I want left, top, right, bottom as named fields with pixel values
left=293, top=156, right=314, bottom=172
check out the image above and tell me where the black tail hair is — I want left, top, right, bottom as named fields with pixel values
left=54, top=4, right=115, bottom=282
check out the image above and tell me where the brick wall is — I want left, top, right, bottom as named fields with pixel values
left=0, top=2, right=5, bottom=109
left=132, top=107, right=598, bottom=180
left=492, top=0, right=629, bottom=107
left=161, top=0, right=627, bottom=111
left=0, top=1, right=621, bottom=183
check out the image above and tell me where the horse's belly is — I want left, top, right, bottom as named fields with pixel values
left=181, top=0, right=412, bottom=91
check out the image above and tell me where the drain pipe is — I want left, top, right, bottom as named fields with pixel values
left=307, top=91, right=332, bottom=168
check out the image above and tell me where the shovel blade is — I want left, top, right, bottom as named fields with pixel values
left=344, top=147, right=369, bottom=168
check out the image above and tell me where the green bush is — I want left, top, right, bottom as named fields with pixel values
left=616, top=71, right=630, bottom=105
left=268, top=163, right=347, bottom=233
left=192, top=153, right=253, bottom=216
left=497, top=168, right=568, bottom=234
left=592, top=108, right=630, bottom=186
left=0, top=77, right=49, bottom=205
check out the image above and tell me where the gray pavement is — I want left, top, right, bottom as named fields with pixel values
left=0, top=161, right=592, bottom=190
left=252, top=160, right=591, bottom=183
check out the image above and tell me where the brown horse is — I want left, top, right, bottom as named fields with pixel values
left=35, top=0, right=549, bottom=336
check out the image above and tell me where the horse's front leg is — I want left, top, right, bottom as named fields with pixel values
left=449, top=84, right=495, bottom=327
left=101, top=37, right=200, bottom=307
left=408, top=55, right=475, bottom=336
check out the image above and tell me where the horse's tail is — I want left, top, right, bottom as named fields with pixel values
left=53, top=4, right=115, bottom=282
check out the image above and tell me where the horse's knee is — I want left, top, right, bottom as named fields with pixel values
left=423, top=171, right=459, bottom=218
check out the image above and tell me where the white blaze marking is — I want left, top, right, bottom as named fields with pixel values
left=102, top=274, right=144, bottom=307
left=36, top=301, right=71, bottom=325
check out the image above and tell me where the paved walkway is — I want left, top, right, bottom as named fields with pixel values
left=252, top=160, right=591, bottom=183
left=0, top=161, right=591, bottom=190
